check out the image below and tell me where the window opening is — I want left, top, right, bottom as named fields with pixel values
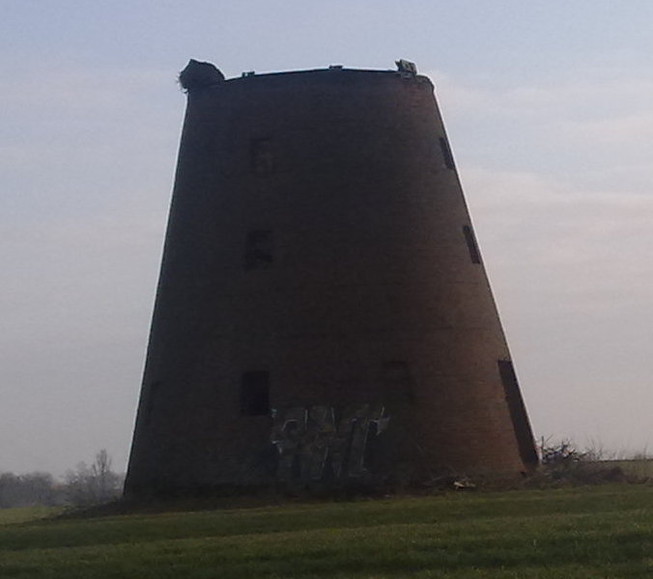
left=462, top=225, right=482, bottom=264
left=241, top=371, right=270, bottom=416
left=497, top=360, right=538, bottom=467
left=244, top=230, right=274, bottom=269
left=250, top=138, right=275, bottom=175
left=439, top=137, right=455, bottom=170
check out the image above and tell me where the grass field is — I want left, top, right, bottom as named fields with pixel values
left=0, top=506, right=63, bottom=526
left=1, top=485, right=652, bottom=578
left=608, top=459, right=653, bottom=480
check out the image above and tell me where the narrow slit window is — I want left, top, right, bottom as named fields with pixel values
left=250, top=138, right=275, bottom=175
left=497, top=360, right=538, bottom=467
left=462, top=225, right=481, bottom=264
left=439, top=137, right=455, bottom=170
left=244, top=230, right=274, bottom=269
left=240, top=371, right=270, bottom=416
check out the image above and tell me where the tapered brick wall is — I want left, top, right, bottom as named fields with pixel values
left=125, top=61, right=537, bottom=497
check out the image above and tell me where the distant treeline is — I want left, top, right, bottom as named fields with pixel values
left=0, top=450, right=124, bottom=508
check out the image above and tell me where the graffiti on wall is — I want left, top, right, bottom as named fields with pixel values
left=271, top=404, right=389, bottom=481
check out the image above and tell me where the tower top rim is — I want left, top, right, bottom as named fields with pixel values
left=179, top=59, right=432, bottom=92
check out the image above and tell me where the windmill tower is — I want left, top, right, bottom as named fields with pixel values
left=124, top=59, right=537, bottom=496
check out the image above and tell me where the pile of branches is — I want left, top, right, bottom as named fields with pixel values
left=529, top=438, right=627, bottom=487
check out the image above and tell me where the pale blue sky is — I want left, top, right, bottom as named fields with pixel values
left=2, top=1, right=652, bottom=474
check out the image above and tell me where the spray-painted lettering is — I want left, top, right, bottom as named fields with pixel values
left=271, top=404, right=389, bottom=481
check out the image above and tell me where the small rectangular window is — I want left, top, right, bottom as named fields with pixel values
left=245, top=230, right=274, bottom=269
left=241, top=371, right=270, bottom=416
left=439, top=137, right=455, bottom=170
left=462, top=225, right=481, bottom=264
left=250, top=138, right=275, bottom=175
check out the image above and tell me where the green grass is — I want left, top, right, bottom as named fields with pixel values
left=0, top=506, right=61, bottom=526
left=1, top=485, right=652, bottom=577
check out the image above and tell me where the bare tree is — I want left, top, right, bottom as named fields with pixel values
left=0, top=471, right=58, bottom=508
left=64, top=450, right=123, bottom=505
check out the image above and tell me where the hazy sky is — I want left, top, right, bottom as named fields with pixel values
left=2, top=1, right=652, bottom=475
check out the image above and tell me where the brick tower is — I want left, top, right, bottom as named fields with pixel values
left=124, top=60, right=537, bottom=496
